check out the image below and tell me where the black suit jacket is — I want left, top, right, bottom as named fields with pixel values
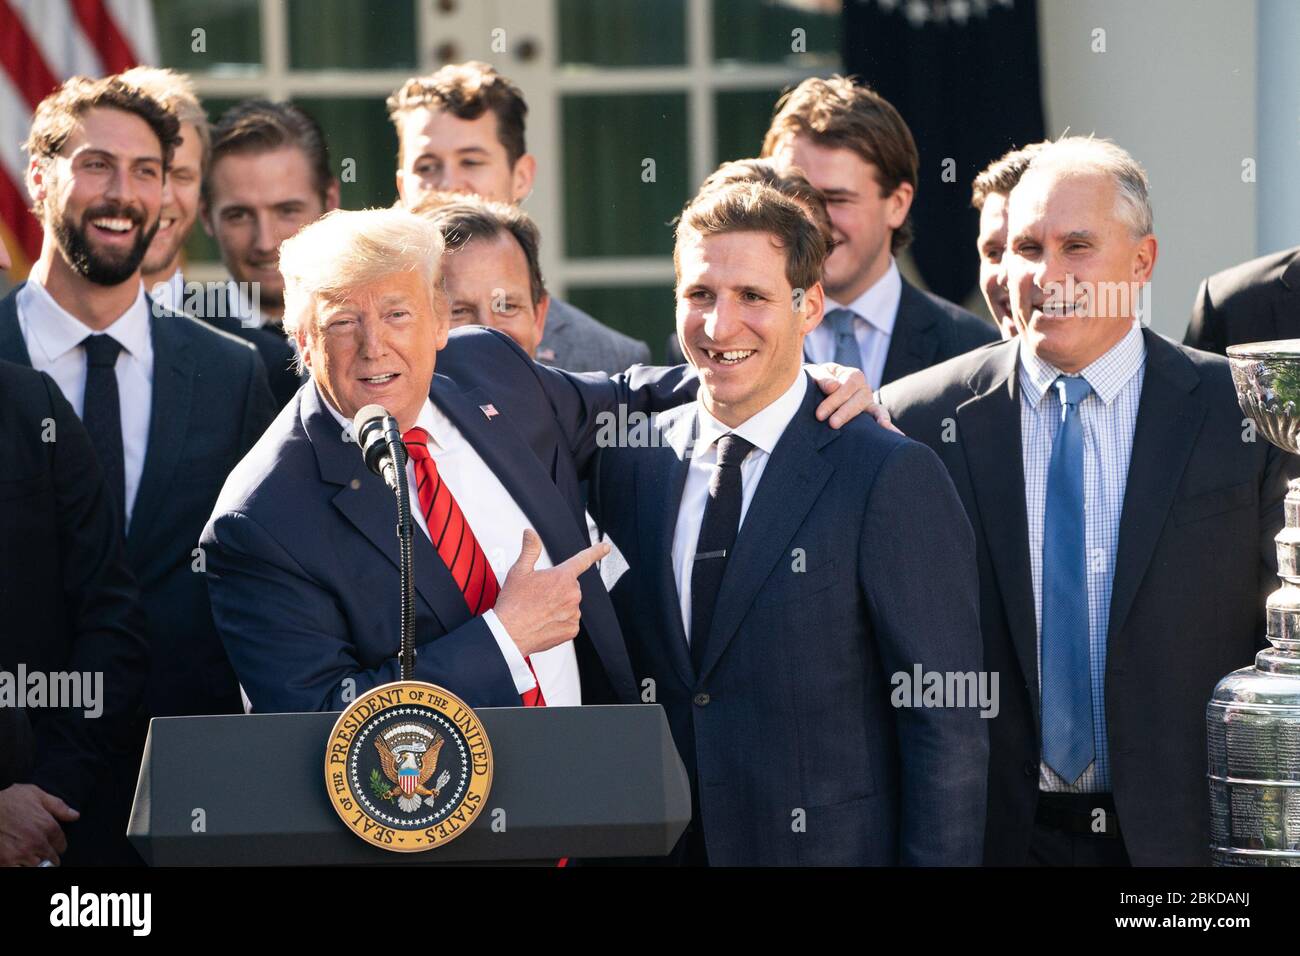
left=0, top=360, right=146, bottom=827
left=1184, top=246, right=1300, bottom=355
left=0, top=284, right=276, bottom=718
left=193, top=312, right=301, bottom=409
left=880, top=330, right=1296, bottom=865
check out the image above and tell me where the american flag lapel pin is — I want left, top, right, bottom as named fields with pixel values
left=480, top=403, right=499, bottom=420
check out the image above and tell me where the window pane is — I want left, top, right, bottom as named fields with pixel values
left=153, top=0, right=261, bottom=73
left=288, top=0, right=416, bottom=70
left=294, top=98, right=399, bottom=209
left=713, top=0, right=842, bottom=67
left=562, top=94, right=688, bottom=258
left=563, top=285, right=677, bottom=363
left=558, top=0, right=686, bottom=67
left=714, top=88, right=784, bottom=166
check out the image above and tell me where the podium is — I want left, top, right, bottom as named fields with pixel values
left=128, top=703, right=690, bottom=865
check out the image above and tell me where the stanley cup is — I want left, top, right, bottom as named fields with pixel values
left=1209, top=341, right=1300, bottom=865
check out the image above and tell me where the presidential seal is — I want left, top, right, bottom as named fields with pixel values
left=324, top=681, right=493, bottom=852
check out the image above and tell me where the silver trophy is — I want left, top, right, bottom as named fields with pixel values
left=1209, top=341, right=1300, bottom=865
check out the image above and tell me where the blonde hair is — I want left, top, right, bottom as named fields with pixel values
left=278, top=207, right=444, bottom=341
left=117, top=66, right=210, bottom=173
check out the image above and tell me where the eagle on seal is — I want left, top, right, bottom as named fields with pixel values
left=376, top=734, right=449, bottom=812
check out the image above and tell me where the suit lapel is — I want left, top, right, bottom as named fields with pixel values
left=307, top=385, right=471, bottom=633
left=635, top=404, right=696, bottom=688
left=954, top=343, right=1041, bottom=725
left=429, top=374, right=591, bottom=562
left=880, top=281, right=939, bottom=385
left=126, top=302, right=193, bottom=559
left=1107, top=330, right=1205, bottom=641
left=0, top=286, right=33, bottom=365
left=697, top=380, right=835, bottom=682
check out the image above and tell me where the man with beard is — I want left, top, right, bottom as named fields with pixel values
left=0, top=76, right=276, bottom=861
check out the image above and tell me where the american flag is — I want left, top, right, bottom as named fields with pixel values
left=0, top=1, right=158, bottom=275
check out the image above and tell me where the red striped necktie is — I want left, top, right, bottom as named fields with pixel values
left=403, top=427, right=546, bottom=707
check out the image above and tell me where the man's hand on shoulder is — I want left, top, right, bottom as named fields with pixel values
left=0, top=783, right=79, bottom=867
left=805, top=362, right=901, bottom=433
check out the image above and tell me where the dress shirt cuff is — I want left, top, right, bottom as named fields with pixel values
left=483, top=609, right=538, bottom=695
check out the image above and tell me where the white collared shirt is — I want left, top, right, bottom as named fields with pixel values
left=17, top=277, right=153, bottom=530
left=321, top=390, right=580, bottom=706
left=803, top=257, right=902, bottom=390
left=671, top=371, right=809, bottom=642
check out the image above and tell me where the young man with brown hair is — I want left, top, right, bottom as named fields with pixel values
left=590, top=181, right=987, bottom=865
left=387, top=61, right=651, bottom=375
left=762, top=76, right=997, bottom=388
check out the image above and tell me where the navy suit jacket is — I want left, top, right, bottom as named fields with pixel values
left=880, top=331, right=1296, bottom=865
left=590, top=375, right=988, bottom=865
left=200, top=327, right=697, bottom=714
left=0, top=284, right=276, bottom=719
left=807, top=279, right=998, bottom=386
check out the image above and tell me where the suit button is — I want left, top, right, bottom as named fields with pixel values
left=693, top=693, right=711, bottom=707
left=1023, top=760, right=1037, bottom=777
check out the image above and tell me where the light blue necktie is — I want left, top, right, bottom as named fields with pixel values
left=1040, top=374, right=1094, bottom=784
left=825, top=307, right=863, bottom=369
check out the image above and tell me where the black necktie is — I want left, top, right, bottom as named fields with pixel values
left=81, top=334, right=126, bottom=521
left=689, top=433, right=755, bottom=673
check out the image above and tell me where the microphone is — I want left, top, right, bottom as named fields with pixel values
left=352, top=404, right=405, bottom=492
left=352, top=403, right=417, bottom=680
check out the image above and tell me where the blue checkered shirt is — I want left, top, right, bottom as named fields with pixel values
left=1020, top=322, right=1146, bottom=793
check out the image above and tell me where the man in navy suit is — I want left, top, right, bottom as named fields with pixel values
left=199, top=207, right=874, bottom=715
left=590, top=181, right=988, bottom=866
left=762, top=76, right=998, bottom=388
left=0, top=75, right=275, bottom=862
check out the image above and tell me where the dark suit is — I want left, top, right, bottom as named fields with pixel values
left=806, top=279, right=999, bottom=385
left=1183, top=246, right=1300, bottom=355
left=192, top=311, right=301, bottom=409
left=880, top=330, right=1295, bottom=865
left=590, top=375, right=988, bottom=865
left=201, top=327, right=697, bottom=714
left=0, top=359, right=147, bottom=863
left=0, top=284, right=277, bottom=718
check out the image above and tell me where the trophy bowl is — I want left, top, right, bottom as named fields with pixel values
left=1227, top=340, right=1300, bottom=455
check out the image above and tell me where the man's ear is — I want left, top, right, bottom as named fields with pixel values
left=296, top=327, right=313, bottom=370
left=886, top=181, right=915, bottom=231
left=1132, top=234, right=1158, bottom=284
left=200, top=200, right=215, bottom=237
left=395, top=168, right=408, bottom=208
left=510, top=154, right=537, bottom=203
left=26, top=158, right=49, bottom=211
left=799, top=281, right=825, bottom=335
left=324, top=178, right=341, bottom=213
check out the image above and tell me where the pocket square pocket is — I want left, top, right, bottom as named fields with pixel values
left=753, top=558, right=839, bottom=607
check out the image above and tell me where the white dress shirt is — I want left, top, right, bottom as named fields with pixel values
left=17, top=277, right=153, bottom=530
left=1020, top=321, right=1146, bottom=794
left=322, top=391, right=580, bottom=705
left=671, top=371, right=809, bottom=641
left=803, top=257, right=902, bottom=390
